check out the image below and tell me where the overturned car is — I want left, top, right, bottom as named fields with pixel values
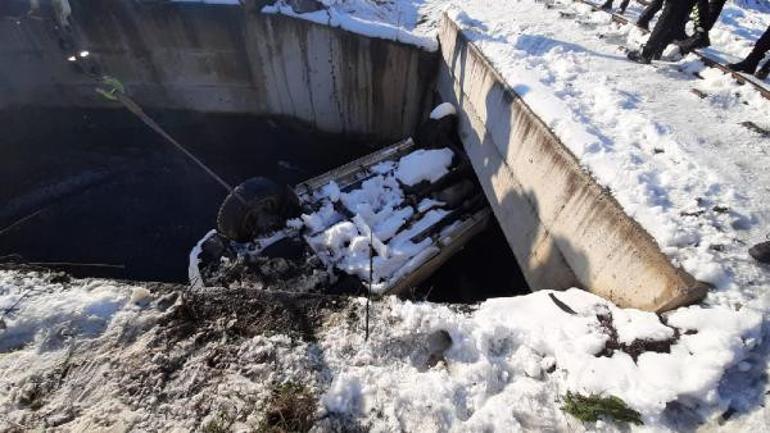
left=189, top=107, right=491, bottom=296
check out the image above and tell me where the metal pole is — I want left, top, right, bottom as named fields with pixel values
left=366, top=228, right=373, bottom=341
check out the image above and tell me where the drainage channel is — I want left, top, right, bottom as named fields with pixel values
left=0, top=106, right=528, bottom=302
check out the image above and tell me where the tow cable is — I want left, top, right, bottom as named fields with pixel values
left=94, top=76, right=248, bottom=205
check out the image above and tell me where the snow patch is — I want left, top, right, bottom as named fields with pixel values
left=429, top=102, right=457, bottom=119
left=395, top=148, right=454, bottom=186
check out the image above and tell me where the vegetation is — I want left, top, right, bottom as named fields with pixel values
left=561, top=391, right=643, bottom=426
left=257, top=382, right=316, bottom=433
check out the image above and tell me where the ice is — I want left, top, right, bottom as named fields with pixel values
left=394, top=148, right=454, bottom=186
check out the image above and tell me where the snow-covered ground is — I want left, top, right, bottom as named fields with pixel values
left=1, top=270, right=768, bottom=432
left=608, top=0, right=770, bottom=68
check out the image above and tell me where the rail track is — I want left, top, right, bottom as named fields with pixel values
left=572, top=0, right=770, bottom=101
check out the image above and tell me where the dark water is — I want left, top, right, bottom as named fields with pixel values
left=0, top=107, right=528, bottom=300
left=0, top=108, right=371, bottom=282
left=420, top=222, right=530, bottom=302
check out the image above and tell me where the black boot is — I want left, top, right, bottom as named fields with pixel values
left=756, top=61, right=770, bottom=80
left=727, top=57, right=760, bottom=74
left=601, top=0, right=613, bottom=10
left=627, top=49, right=652, bottom=64
left=676, top=31, right=711, bottom=55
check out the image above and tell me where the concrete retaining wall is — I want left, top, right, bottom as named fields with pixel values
left=0, top=0, right=437, bottom=140
left=436, top=14, right=706, bottom=312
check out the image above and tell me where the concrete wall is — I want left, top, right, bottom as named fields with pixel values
left=0, top=0, right=437, bottom=140
left=436, top=14, right=706, bottom=312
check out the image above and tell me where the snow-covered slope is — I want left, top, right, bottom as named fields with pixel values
left=1, top=270, right=768, bottom=432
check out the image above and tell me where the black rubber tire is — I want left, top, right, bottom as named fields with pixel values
left=217, top=177, right=286, bottom=242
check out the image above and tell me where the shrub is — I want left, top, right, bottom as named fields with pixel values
left=561, top=391, right=643, bottom=426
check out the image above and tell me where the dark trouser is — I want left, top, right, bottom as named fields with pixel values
left=749, top=27, right=770, bottom=62
left=745, top=25, right=770, bottom=66
left=701, top=0, right=726, bottom=31
left=637, top=0, right=663, bottom=28
left=641, top=0, right=703, bottom=59
left=603, top=0, right=631, bottom=10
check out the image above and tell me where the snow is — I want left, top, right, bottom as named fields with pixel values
left=262, top=1, right=440, bottom=51
left=189, top=229, right=216, bottom=289
left=299, top=146, right=455, bottom=292
left=395, top=147, right=454, bottom=186
left=250, top=0, right=769, bottom=304
left=429, top=101, right=457, bottom=119
left=2, top=270, right=765, bottom=432
left=318, top=289, right=765, bottom=431
left=0, top=272, right=144, bottom=354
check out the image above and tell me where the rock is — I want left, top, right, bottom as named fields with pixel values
left=749, top=241, right=770, bottom=263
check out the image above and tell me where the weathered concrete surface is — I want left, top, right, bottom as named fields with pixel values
left=0, top=0, right=437, bottom=140
left=436, top=14, right=706, bottom=312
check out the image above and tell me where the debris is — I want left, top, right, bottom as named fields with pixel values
left=740, top=121, right=770, bottom=137
left=548, top=292, right=577, bottom=315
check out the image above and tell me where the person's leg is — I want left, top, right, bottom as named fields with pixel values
left=637, top=0, right=663, bottom=29
left=619, top=0, right=631, bottom=13
left=703, top=0, right=726, bottom=31
left=675, top=0, right=716, bottom=54
left=728, top=26, right=770, bottom=74
left=640, top=0, right=696, bottom=60
left=757, top=59, right=770, bottom=79
left=601, top=0, right=613, bottom=10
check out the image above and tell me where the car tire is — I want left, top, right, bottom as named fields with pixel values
left=217, top=177, right=287, bottom=242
